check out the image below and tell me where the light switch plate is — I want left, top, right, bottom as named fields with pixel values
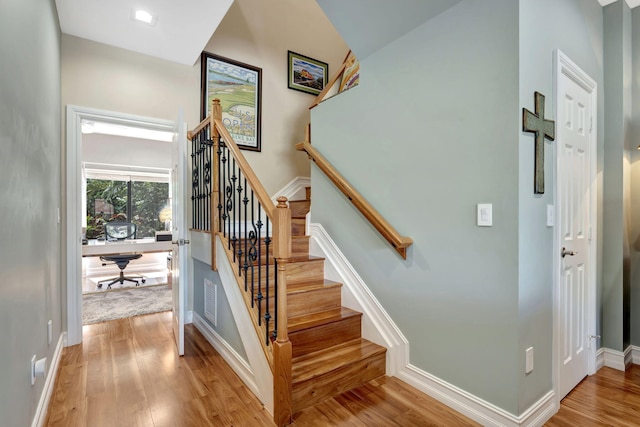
left=477, top=204, right=492, bottom=227
left=525, top=347, right=534, bottom=374
left=546, top=205, right=554, bottom=227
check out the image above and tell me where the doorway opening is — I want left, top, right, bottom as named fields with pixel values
left=65, top=106, right=176, bottom=344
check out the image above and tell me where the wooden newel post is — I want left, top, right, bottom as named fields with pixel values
left=273, top=196, right=292, bottom=426
left=211, top=99, right=222, bottom=271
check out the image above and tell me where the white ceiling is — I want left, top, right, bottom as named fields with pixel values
left=55, top=0, right=639, bottom=67
left=599, top=0, right=640, bottom=7
left=55, top=0, right=234, bottom=66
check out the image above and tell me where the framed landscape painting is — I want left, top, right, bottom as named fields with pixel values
left=201, top=52, right=262, bottom=152
left=287, top=51, right=328, bottom=96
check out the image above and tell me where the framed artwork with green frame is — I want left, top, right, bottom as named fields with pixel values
left=287, top=50, right=328, bottom=96
left=201, top=52, right=262, bottom=152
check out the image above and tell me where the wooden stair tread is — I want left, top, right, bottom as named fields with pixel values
left=238, top=253, right=323, bottom=267
left=288, top=307, right=361, bottom=333
left=289, top=255, right=324, bottom=263
left=287, top=279, right=342, bottom=294
left=292, top=338, right=386, bottom=384
left=289, top=199, right=311, bottom=217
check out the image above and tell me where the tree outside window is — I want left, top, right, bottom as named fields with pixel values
left=86, top=178, right=169, bottom=239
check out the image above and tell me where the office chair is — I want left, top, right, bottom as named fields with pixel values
left=97, top=222, right=146, bottom=289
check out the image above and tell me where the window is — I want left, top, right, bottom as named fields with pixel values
left=84, top=164, right=170, bottom=240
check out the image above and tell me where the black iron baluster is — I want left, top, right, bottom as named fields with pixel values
left=191, top=136, right=195, bottom=228
left=217, top=141, right=223, bottom=233
left=249, top=192, right=256, bottom=300
left=273, top=258, right=278, bottom=342
left=236, top=169, right=243, bottom=276
left=256, top=206, right=263, bottom=326
left=204, top=135, right=211, bottom=231
left=226, top=150, right=232, bottom=246
left=221, top=144, right=227, bottom=238
left=264, top=216, right=271, bottom=345
left=243, top=178, right=249, bottom=289
left=231, top=159, right=238, bottom=261
left=197, top=135, right=202, bottom=229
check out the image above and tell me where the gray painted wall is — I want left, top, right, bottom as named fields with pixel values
left=629, top=7, right=640, bottom=346
left=312, top=0, right=521, bottom=414
left=0, top=0, right=62, bottom=425
left=192, top=259, right=248, bottom=361
left=313, top=0, right=608, bottom=417
left=602, top=1, right=631, bottom=351
left=518, top=0, right=604, bottom=412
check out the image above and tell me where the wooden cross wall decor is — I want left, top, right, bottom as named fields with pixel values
left=523, top=91, right=555, bottom=194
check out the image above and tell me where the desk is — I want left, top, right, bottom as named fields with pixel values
left=82, top=239, right=173, bottom=257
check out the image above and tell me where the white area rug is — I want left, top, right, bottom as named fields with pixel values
left=82, top=285, right=172, bottom=325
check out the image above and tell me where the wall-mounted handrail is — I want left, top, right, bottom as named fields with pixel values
left=296, top=140, right=413, bottom=259
left=309, top=50, right=354, bottom=110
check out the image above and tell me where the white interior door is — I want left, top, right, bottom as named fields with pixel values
left=556, top=59, right=594, bottom=400
left=171, top=109, right=188, bottom=356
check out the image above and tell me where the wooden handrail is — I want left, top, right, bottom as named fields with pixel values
left=186, top=115, right=211, bottom=140
left=309, top=50, right=353, bottom=110
left=213, top=118, right=276, bottom=220
left=296, top=140, right=413, bottom=259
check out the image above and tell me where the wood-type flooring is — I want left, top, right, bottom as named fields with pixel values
left=44, top=311, right=640, bottom=426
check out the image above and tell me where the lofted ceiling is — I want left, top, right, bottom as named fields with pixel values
left=55, top=0, right=234, bottom=66
left=599, top=0, right=640, bottom=7
left=55, top=0, right=639, bottom=67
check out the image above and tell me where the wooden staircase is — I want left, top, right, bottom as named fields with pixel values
left=188, top=100, right=393, bottom=426
left=230, top=191, right=387, bottom=418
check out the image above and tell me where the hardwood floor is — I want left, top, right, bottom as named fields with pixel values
left=545, top=364, right=640, bottom=426
left=46, top=311, right=640, bottom=426
left=44, top=312, right=477, bottom=426
left=45, top=312, right=274, bottom=427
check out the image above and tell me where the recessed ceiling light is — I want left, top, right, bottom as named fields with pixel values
left=133, top=9, right=156, bottom=25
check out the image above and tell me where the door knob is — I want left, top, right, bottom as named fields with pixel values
left=172, top=239, right=190, bottom=246
left=561, top=247, right=577, bottom=258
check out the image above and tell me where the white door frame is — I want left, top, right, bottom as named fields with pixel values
left=65, top=105, right=176, bottom=345
left=552, top=49, right=598, bottom=404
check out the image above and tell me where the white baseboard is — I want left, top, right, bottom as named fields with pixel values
left=186, top=310, right=193, bottom=324
left=193, top=313, right=257, bottom=393
left=309, top=223, right=409, bottom=376
left=398, top=364, right=556, bottom=427
left=625, top=345, right=633, bottom=368
left=31, top=332, right=66, bottom=427
left=596, top=347, right=605, bottom=371
left=602, top=346, right=631, bottom=371
left=631, top=346, right=640, bottom=365
left=272, top=176, right=310, bottom=203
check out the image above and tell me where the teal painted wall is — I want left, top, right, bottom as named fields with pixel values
left=518, top=0, right=604, bottom=412
left=602, top=0, right=631, bottom=352
left=312, top=0, right=521, bottom=414
left=0, top=0, right=62, bottom=425
left=314, top=0, right=609, bottom=417
left=630, top=7, right=640, bottom=348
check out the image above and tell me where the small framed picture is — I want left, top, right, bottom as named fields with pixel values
left=287, top=51, right=329, bottom=96
left=201, top=52, right=262, bottom=152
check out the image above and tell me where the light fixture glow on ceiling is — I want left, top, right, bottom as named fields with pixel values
left=134, top=10, right=155, bottom=25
